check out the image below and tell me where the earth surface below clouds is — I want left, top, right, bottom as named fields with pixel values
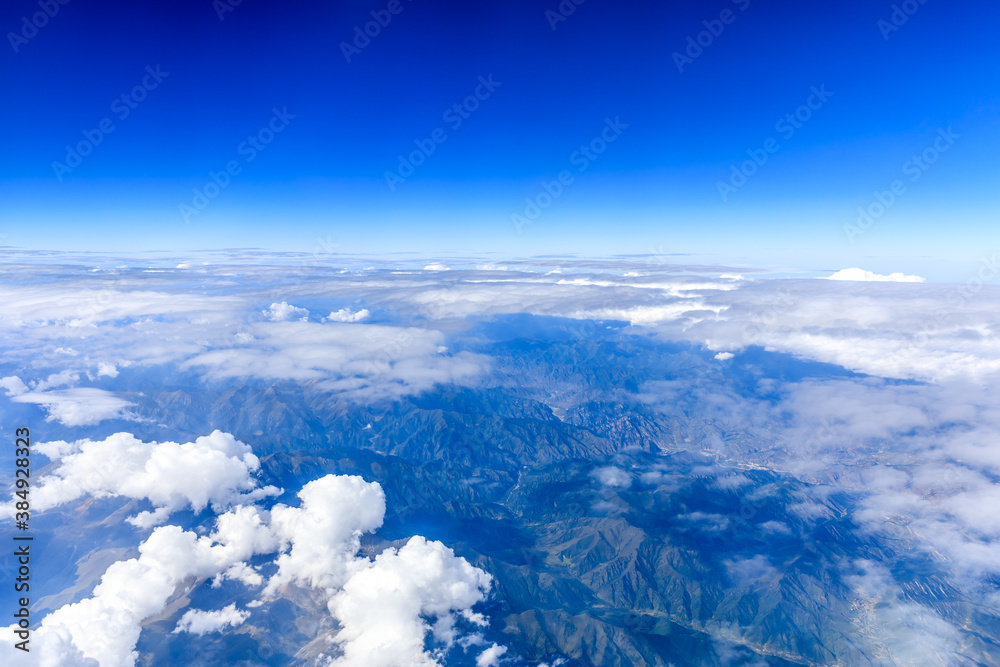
left=1, top=257, right=999, bottom=666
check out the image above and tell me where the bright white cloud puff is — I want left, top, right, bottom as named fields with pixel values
left=1, top=466, right=499, bottom=667
left=5, top=431, right=280, bottom=527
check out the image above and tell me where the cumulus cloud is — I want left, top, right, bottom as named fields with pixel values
left=328, top=536, right=494, bottom=666
left=13, top=510, right=274, bottom=667
left=826, top=268, right=925, bottom=282
left=1, top=464, right=498, bottom=667
left=34, top=370, right=81, bottom=391
left=0, top=375, right=28, bottom=396
left=476, top=643, right=508, bottom=667
left=259, top=474, right=500, bottom=665
left=265, top=474, right=386, bottom=595
left=258, top=475, right=501, bottom=666
left=326, top=307, right=370, bottom=323
left=590, top=466, right=632, bottom=488
left=19, top=431, right=279, bottom=527
left=263, top=301, right=309, bottom=321
left=173, top=604, right=250, bottom=635
left=713, top=352, right=734, bottom=361
left=97, top=362, right=119, bottom=378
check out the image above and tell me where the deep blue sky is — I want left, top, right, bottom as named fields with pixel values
left=2, top=0, right=998, bottom=277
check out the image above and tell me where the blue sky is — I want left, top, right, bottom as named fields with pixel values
left=2, top=0, right=998, bottom=279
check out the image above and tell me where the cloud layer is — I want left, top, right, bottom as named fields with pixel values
left=2, top=256, right=999, bottom=664
left=6, top=431, right=279, bottom=528
left=1, top=447, right=499, bottom=667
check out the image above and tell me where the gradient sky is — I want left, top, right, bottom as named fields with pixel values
left=1, top=0, right=998, bottom=279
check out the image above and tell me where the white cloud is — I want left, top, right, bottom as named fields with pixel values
left=724, top=555, right=778, bottom=583
left=1, top=460, right=497, bottom=667
left=476, top=644, right=508, bottom=667
left=568, top=302, right=724, bottom=326
left=173, top=604, right=250, bottom=635
left=826, top=268, right=925, bottom=282
left=185, top=321, right=488, bottom=401
left=265, top=474, right=386, bottom=595
left=714, top=473, right=751, bottom=490
left=213, top=561, right=264, bottom=588
left=759, top=521, right=791, bottom=535
left=714, top=352, right=734, bottom=361
left=12, top=510, right=274, bottom=667
left=591, top=466, right=632, bottom=489
left=263, top=301, right=309, bottom=322
left=12, top=388, right=135, bottom=426
left=328, top=536, right=495, bottom=666
left=326, top=308, right=370, bottom=323
left=0, top=376, right=28, bottom=396
left=678, top=512, right=730, bottom=531
left=678, top=280, right=1000, bottom=383
left=34, top=370, right=81, bottom=391
left=0, top=273, right=487, bottom=401
left=423, top=263, right=450, bottom=271
left=259, top=475, right=498, bottom=666
left=18, top=431, right=279, bottom=527
left=97, top=362, right=119, bottom=378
